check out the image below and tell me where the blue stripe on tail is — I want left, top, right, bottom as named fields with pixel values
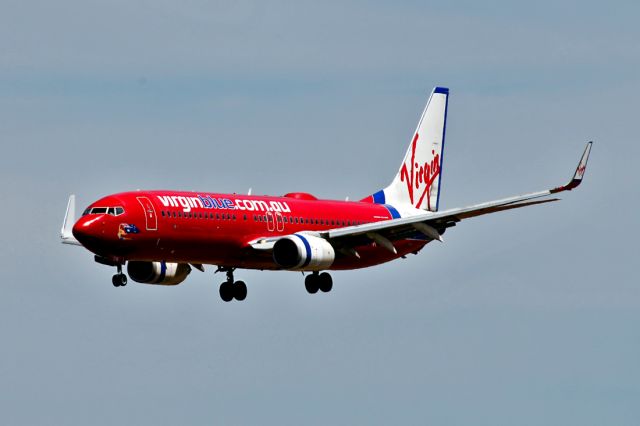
left=372, top=190, right=386, bottom=204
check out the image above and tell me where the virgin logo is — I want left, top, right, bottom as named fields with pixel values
left=400, top=133, right=440, bottom=209
left=576, top=164, right=586, bottom=178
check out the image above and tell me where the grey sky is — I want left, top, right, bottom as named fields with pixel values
left=0, top=1, right=638, bottom=425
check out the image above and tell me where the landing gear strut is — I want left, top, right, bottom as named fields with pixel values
left=112, top=264, right=127, bottom=287
left=305, top=272, right=333, bottom=294
left=218, top=268, right=247, bottom=302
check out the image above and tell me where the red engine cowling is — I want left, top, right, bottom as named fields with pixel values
left=273, top=234, right=335, bottom=271
left=127, top=261, right=191, bottom=285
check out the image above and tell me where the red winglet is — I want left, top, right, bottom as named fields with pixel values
left=551, top=141, right=592, bottom=193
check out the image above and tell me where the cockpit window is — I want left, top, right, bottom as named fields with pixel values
left=82, top=206, right=125, bottom=216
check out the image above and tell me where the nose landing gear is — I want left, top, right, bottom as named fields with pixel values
left=218, top=268, right=247, bottom=302
left=112, top=264, right=127, bottom=287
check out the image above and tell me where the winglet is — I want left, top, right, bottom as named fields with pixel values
left=552, top=142, right=592, bottom=193
left=61, top=194, right=81, bottom=245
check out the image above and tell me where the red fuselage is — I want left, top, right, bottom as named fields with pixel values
left=72, top=191, right=427, bottom=270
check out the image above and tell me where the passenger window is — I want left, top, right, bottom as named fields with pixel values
left=161, top=211, right=165, bottom=217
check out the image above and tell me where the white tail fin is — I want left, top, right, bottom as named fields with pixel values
left=363, top=87, right=449, bottom=212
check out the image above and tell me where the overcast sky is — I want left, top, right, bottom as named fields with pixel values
left=1, top=1, right=638, bottom=425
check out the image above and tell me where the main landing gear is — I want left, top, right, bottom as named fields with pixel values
left=218, top=268, right=247, bottom=302
left=304, top=272, right=333, bottom=294
left=112, top=264, right=127, bottom=287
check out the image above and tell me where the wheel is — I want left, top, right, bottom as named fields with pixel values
left=112, top=274, right=127, bottom=287
left=219, top=282, right=234, bottom=302
left=305, top=274, right=319, bottom=294
left=318, top=272, right=333, bottom=293
left=234, top=281, right=247, bottom=301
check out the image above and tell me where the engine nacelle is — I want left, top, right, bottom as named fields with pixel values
left=127, top=261, right=191, bottom=285
left=273, top=234, right=335, bottom=271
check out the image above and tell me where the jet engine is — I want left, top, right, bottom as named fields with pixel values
left=273, top=234, right=335, bottom=270
left=127, top=261, right=191, bottom=285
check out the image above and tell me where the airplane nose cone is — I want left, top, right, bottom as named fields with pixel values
left=72, top=215, right=103, bottom=246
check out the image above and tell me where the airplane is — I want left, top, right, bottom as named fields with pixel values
left=60, top=87, right=592, bottom=302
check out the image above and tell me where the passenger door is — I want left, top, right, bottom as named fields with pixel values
left=136, top=196, right=158, bottom=231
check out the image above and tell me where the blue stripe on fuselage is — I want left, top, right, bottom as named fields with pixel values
left=383, top=204, right=401, bottom=219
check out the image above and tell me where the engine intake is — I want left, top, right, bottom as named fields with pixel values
left=127, top=261, right=191, bottom=285
left=273, top=234, right=335, bottom=270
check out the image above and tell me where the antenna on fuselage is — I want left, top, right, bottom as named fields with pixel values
left=248, top=188, right=252, bottom=195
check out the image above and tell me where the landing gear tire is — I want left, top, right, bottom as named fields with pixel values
left=318, top=272, right=333, bottom=293
left=234, top=281, right=247, bottom=301
left=218, top=268, right=248, bottom=302
left=219, top=282, right=234, bottom=302
left=112, top=273, right=127, bottom=287
left=305, top=274, right=319, bottom=294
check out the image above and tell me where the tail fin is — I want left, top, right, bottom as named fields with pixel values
left=363, top=87, right=449, bottom=212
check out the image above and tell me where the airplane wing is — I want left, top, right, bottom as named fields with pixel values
left=251, top=142, right=592, bottom=251
left=61, top=194, right=82, bottom=246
